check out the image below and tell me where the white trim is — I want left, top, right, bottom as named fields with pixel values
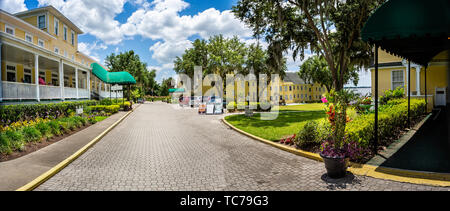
left=5, top=24, right=15, bottom=36
left=63, top=25, right=68, bottom=41
left=71, top=30, right=75, bottom=46
left=54, top=17, right=59, bottom=36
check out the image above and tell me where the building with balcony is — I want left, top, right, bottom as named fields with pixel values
left=0, top=6, right=122, bottom=104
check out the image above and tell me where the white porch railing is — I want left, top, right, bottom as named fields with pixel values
left=78, top=89, right=89, bottom=99
left=39, top=85, right=61, bottom=100
left=2, top=82, right=123, bottom=101
left=64, top=87, right=78, bottom=99
left=2, top=81, right=36, bottom=100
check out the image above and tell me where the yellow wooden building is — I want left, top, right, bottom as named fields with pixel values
left=0, top=6, right=119, bottom=103
left=370, top=49, right=449, bottom=107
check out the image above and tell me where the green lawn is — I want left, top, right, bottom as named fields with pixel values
left=277, top=103, right=326, bottom=112
left=95, top=116, right=108, bottom=122
left=225, top=111, right=326, bottom=141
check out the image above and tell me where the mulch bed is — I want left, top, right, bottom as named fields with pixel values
left=0, top=123, right=93, bottom=162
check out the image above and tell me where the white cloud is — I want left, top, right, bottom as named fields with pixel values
left=0, top=0, right=27, bottom=13
left=78, top=41, right=107, bottom=63
left=149, top=40, right=192, bottom=64
left=38, top=0, right=127, bottom=45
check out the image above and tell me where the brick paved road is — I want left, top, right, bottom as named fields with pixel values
left=36, top=102, right=449, bottom=191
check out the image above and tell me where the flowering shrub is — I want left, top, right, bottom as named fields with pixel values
left=320, top=139, right=370, bottom=161
left=0, top=100, right=97, bottom=127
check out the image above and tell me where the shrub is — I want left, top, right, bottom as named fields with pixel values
left=294, top=121, right=327, bottom=149
left=346, top=98, right=426, bottom=147
left=21, top=126, right=42, bottom=143
left=0, top=100, right=97, bottom=126
left=35, top=122, right=53, bottom=139
left=48, top=121, right=62, bottom=136
left=380, top=87, right=404, bottom=105
left=88, top=105, right=120, bottom=114
left=0, top=133, right=12, bottom=154
left=5, top=130, right=25, bottom=151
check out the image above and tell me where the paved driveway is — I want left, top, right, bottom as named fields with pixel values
left=36, top=102, right=449, bottom=191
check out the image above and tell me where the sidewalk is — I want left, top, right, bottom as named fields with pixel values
left=0, top=111, right=130, bottom=191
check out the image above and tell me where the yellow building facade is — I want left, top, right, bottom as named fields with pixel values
left=0, top=6, right=115, bottom=103
left=370, top=49, right=449, bottom=107
left=196, top=72, right=326, bottom=104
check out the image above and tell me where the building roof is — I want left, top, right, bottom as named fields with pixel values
left=14, top=6, right=83, bottom=34
left=283, top=72, right=306, bottom=84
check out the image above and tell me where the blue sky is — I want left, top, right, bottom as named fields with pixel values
left=2, top=0, right=370, bottom=86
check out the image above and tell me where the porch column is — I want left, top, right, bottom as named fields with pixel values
left=59, top=60, right=64, bottom=100
left=75, top=67, right=79, bottom=99
left=0, top=42, right=2, bottom=102
left=416, top=65, right=421, bottom=96
left=35, top=54, right=40, bottom=102
left=87, top=70, right=91, bottom=100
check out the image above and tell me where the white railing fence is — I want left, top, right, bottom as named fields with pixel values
left=64, top=87, right=78, bottom=99
left=39, top=85, right=61, bottom=100
left=78, top=89, right=89, bottom=99
left=2, top=81, right=36, bottom=100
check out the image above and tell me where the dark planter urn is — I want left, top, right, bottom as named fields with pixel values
left=319, top=153, right=348, bottom=179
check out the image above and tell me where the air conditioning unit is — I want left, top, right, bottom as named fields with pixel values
left=435, top=87, right=446, bottom=106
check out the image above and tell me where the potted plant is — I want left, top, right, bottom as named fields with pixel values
left=319, top=89, right=354, bottom=178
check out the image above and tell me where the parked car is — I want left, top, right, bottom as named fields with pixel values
left=137, top=98, right=145, bottom=104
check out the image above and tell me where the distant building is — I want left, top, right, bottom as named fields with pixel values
left=0, top=6, right=121, bottom=104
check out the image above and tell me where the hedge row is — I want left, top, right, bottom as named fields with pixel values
left=0, top=100, right=98, bottom=126
left=88, top=105, right=120, bottom=114
left=346, top=98, right=426, bottom=147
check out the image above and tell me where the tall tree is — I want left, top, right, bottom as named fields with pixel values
left=298, top=55, right=359, bottom=92
left=233, top=0, right=384, bottom=91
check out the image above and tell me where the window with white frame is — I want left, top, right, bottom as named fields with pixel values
left=54, top=18, right=59, bottom=35
left=6, top=64, right=16, bottom=82
left=25, top=33, right=33, bottom=43
left=392, top=70, right=404, bottom=90
left=71, top=31, right=75, bottom=45
left=24, top=68, right=32, bottom=84
left=63, top=26, right=67, bottom=41
left=64, top=50, right=68, bottom=58
left=51, top=73, right=59, bottom=86
left=54, top=46, right=59, bottom=54
left=38, top=15, right=46, bottom=29
left=71, top=54, right=74, bottom=61
left=38, top=39, right=44, bottom=47
left=5, top=25, right=14, bottom=35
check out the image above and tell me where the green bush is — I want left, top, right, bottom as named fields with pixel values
left=0, top=133, right=12, bottom=154
left=294, top=120, right=330, bottom=149
left=5, top=130, right=25, bottom=151
left=88, top=105, right=120, bottom=114
left=35, top=122, right=53, bottom=139
left=346, top=98, right=426, bottom=147
left=48, top=121, right=62, bottom=136
left=21, top=126, right=42, bottom=143
left=380, top=87, right=405, bottom=105
left=0, top=100, right=97, bottom=126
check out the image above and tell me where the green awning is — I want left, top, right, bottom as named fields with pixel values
left=169, top=88, right=185, bottom=93
left=91, top=63, right=136, bottom=85
left=361, top=0, right=450, bottom=66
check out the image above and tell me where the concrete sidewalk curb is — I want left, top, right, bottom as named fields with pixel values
left=16, top=105, right=140, bottom=191
left=222, top=116, right=450, bottom=187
